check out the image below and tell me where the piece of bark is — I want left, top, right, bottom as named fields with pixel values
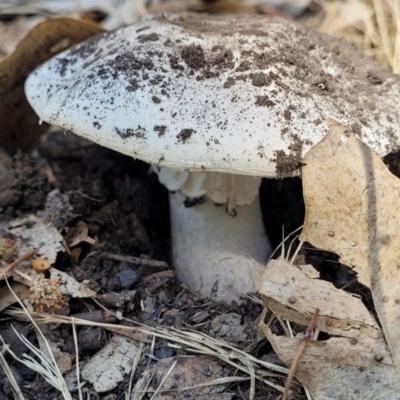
left=73, top=310, right=117, bottom=324
left=96, top=290, right=136, bottom=308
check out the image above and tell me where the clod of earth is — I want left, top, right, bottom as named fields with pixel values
left=24, top=13, right=400, bottom=302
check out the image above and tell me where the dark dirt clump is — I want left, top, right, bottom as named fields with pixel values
left=181, top=44, right=206, bottom=70
left=176, top=128, right=194, bottom=142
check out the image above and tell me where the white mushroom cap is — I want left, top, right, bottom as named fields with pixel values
left=25, top=13, right=400, bottom=178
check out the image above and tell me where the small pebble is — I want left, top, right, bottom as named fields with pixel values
left=118, top=269, right=138, bottom=288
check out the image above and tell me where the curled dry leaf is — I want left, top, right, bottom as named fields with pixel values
left=260, top=259, right=400, bottom=399
left=261, top=324, right=399, bottom=399
left=0, top=17, right=103, bottom=154
left=298, top=119, right=400, bottom=384
left=65, top=220, right=96, bottom=247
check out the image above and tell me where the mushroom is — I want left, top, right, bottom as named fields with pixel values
left=25, top=13, right=400, bottom=302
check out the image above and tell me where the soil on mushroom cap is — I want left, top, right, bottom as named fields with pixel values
left=44, top=13, right=400, bottom=179
left=163, top=14, right=399, bottom=173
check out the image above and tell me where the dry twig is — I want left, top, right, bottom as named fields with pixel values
left=103, top=253, right=169, bottom=269
left=0, top=249, right=35, bottom=280
left=282, top=308, right=320, bottom=400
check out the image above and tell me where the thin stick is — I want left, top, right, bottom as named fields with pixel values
left=285, top=235, right=299, bottom=261
left=290, top=240, right=304, bottom=265
left=71, top=318, right=83, bottom=400
left=269, top=225, right=303, bottom=263
left=0, top=250, right=35, bottom=280
left=149, top=360, right=177, bottom=400
left=282, top=308, right=320, bottom=400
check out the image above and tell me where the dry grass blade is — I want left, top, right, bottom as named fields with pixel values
left=144, top=376, right=249, bottom=393
left=131, top=370, right=155, bottom=400
left=71, top=318, right=82, bottom=400
left=372, top=0, right=393, bottom=67
left=149, top=360, right=177, bottom=400
left=3, top=278, right=72, bottom=400
left=0, top=347, right=26, bottom=400
left=244, top=358, right=256, bottom=400
left=1, top=329, right=72, bottom=399
left=7, top=308, right=289, bottom=393
left=0, top=249, right=35, bottom=280
left=315, top=0, right=399, bottom=73
left=126, top=342, right=144, bottom=400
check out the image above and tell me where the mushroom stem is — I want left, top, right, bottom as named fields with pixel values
left=169, top=191, right=272, bottom=302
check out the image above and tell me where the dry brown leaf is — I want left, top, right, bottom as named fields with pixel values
left=300, top=119, right=400, bottom=377
left=65, top=220, right=96, bottom=247
left=0, top=17, right=103, bottom=154
left=260, top=259, right=380, bottom=339
left=261, top=324, right=400, bottom=400
left=260, top=259, right=400, bottom=399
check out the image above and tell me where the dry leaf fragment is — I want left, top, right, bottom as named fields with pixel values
left=65, top=220, right=96, bottom=247
left=261, top=324, right=400, bottom=400
left=50, top=268, right=96, bottom=298
left=260, top=259, right=400, bottom=399
left=81, top=334, right=139, bottom=393
left=298, top=263, right=319, bottom=279
left=0, top=17, right=103, bottom=154
left=300, top=119, right=400, bottom=378
left=260, top=259, right=381, bottom=339
left=3, top=215, right=64, bottom=264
